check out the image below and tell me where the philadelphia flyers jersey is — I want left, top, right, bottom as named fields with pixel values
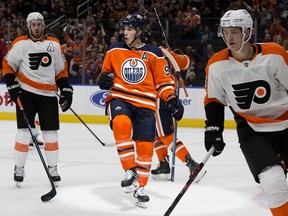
left=101, top=42, right=175, bottom=111
left=205, top=43, right=288, bottom=132
left=2, top=35, right=67, bottom=97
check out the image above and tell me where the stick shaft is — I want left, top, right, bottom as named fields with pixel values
left=68, top=107, right=106, bottom=146
left=164, top=147, right=215, bottom=215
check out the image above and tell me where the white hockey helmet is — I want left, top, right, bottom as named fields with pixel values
left=220, top=9, right=253, bottom=32
left=219, top=9, right=253, bottom=52
left=26, top=12, right=45, bottom=28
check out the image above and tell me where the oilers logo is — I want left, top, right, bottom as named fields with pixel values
left=121, top=58, right=146, bottom=84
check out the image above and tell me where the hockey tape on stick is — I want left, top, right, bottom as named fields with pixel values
left=164, top=147, right=215, bottom=216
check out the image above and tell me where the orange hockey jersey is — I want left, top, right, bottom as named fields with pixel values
left=101, top=42, right=175, bottom=111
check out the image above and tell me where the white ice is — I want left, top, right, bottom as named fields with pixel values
left=0, top=120, right=272, bottom=216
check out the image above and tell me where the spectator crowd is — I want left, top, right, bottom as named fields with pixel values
left=0, top=0, right=287, bottom=86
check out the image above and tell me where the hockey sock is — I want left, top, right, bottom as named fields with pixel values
left=135, top=140, right=153, bottom=187
left=113, top=115, right=136, bottom=170
left=160, top=133, right=190, bottom=163
left=153, top=138, right=168, bottom=161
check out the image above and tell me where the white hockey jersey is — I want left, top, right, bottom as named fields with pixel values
left=2, top=35, right=68, bottom=97
left=205, top=43, right=288, bottom=132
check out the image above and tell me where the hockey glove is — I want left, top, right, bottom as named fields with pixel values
left=166, top=93, right=184, bottom=121
left=4, top=74, right=22, bottom=103
left=98, top=72, right=115, bottom=90
left=204, top=123, right=226, bottom=156
left=59, top=86, right=73, bottom=112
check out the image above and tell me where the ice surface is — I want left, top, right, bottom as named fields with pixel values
left=0, top=120, right=271, bottom=216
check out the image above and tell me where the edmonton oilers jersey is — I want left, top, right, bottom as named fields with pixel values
left=101, top=42, right=175, bottom=111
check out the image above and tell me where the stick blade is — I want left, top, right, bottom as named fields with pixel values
left=41, top=188, right=57, bottom=202
left=103, top=142, right=116, bottom=147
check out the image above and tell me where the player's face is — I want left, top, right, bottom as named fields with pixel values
left=123, top=26, right=137, bottom=44
left=29, top=20, right=44, bottom=40
left=222, top=27, right=243, bottom=52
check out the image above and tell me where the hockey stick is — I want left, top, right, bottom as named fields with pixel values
left=161, top=47, right=187, bottom=182
left=161, top=48, right=179, bottom=182
left=164, top=147, right=215, bottom=216
left=154, top=5, right=188, bottom=97
left=16, top=97, right=57, bottom=202
left=161, top=48, right=189, bottom=97
left=171, top=84, right=179, bottom=182
left=153, top=5, right=170, bottom=49
left=57, top=94, right=115, bottom=147
left=68, top=106, right=115, bottom=147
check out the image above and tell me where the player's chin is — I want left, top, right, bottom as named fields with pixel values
left=32, top=33, right=41, bottom=39
left=228, top=45, right=238, bottom=51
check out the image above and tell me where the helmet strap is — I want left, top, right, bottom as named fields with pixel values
left=236, top=28, right=251, bottom=53
left=128, top=29, right=141, bottom=47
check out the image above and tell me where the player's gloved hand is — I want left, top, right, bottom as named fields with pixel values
left=3, top=73, right=22, bottom=103
left=59, top=86, right=73, bottom=112
left=204, top=123, right=226, bottom=156
left=98, top=72, right=115, bottom=90
left=7, top=80, right=22, bottom=103
left=166, top=93, right=184, bottom=121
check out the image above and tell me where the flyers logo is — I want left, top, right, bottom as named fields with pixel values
left=232, top=80, right=270, bottom=109
left=28, top=52, right=52, bottom=70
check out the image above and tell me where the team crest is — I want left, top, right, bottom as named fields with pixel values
left=121, top=58, right=146, bottom=84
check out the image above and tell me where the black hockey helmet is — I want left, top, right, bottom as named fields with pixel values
left=122, top=14, right=145, bottom=30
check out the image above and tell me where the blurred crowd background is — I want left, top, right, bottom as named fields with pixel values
left=0, top=0, right=287, bottom=87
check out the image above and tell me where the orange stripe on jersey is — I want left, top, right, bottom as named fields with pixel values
left=9, top=35, right=29, bottom=50
left=204, top=96, right=224, bottom=106
left=17, top=71, right=57, bottom=91
left=15, top=142, right=29, bottom=152
left=261, top=43, right=288, bottom=64
left=56, top=61, right=69, bottom=80
left=2, top=58, right=14, bottom=77
left=44, top=142, right=59, bottom=151
left=236, top=111, right=287, bottom=124
left=102, top=43, right=175, bottom=111
left=47, top=36, right=61, bottom=44
left=204, top=49, right=230, bottom=106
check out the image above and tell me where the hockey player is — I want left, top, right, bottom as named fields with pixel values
left=97, top=14, right=183, bottom=208
left=151, top=48, right=207, bottom=182
left=204, top=9, right=288, bottom=216
left=2, top=12, right=73, bottom=187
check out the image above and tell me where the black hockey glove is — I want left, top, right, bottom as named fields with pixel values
left=57, top=77, right=73, bottom=112
left=98, top=72, right=115, bottom=90
left=204, top=122, right=226, bottom=156
left=166, top=93, right=184, bottom=121
left=59, top=86, right=73, bottom=112
left=4, top=73, right=22, bottom=103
